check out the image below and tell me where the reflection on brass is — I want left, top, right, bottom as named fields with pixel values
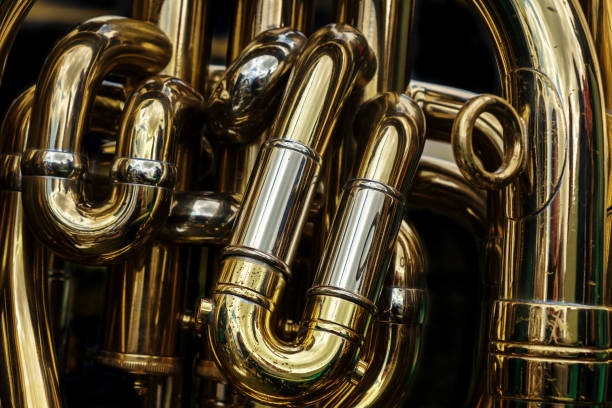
left=1, top=0, right=611, bottom=406
left=0, top=88, right=61, bottom=407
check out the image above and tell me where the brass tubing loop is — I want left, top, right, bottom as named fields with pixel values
left=323, top=221, right=426, bottom=408
left=21, top=17, right=173, bottom=263
left=0, top=87, right=62, bottom=407
left=98, top=0, right=211, bottom=386
left=208, top=24, right=381, bottom=405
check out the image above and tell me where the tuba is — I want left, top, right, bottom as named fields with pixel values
left=0, top=0, right=609, bottom=407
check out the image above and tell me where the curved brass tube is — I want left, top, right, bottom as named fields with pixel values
left=323, top=221, right=426, bottom=408
left=467, top=1, right=609, bottom=404
left=219, top=0, right=315, bottom=197
left=0, top=88, right=61, bottom=407
left=580, top=0, right=612, bottom=307
left=207, top=28, right=306, bottom=144
left=0, top=0, right=35, bottom=82
left=208, top=24, right=379, bottom=405
left=21, top=17, right=175, bottom=263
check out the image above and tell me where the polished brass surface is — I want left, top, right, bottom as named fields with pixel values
left=2, top=0, right=612, bottom=406
left=218, top=0, right=315, bottom=197
left=207, top=28, right=306, bottom=144
left=451, top=94, right=526, bottom=190
left=0, top=88, right=61, bottom=407
left=324, top=221, right=426, bottom=408
left=21, top=17, right=173, bottom=263
left=467, top=0, right=609, bottom=405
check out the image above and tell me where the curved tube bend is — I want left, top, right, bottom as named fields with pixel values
left=211, top=65, right=426, bottom=406
left=208, top=24, right=379, bottom=406
left=467, top=1, right=608, bottom=404
left=20, top=17, right=198, bottom=263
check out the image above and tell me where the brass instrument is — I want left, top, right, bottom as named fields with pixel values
left=0, top=0, right=610, bottom=407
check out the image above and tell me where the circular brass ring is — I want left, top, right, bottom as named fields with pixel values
left=451, top=94, right=525, bottom=190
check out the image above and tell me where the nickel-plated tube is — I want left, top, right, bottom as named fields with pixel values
left=323, top=221, right=426, bottom=408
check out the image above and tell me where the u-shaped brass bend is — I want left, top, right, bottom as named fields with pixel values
left=19, top=17, right=197, bottom=263
left=208, top=24, right=427, bottom=406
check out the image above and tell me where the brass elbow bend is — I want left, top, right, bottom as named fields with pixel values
left=20, top=17, right=200, bottom=263
left=209, top=24, right=426, bottom=405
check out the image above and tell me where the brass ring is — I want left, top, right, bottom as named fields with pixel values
left=451, top=94, right=526, bottom=190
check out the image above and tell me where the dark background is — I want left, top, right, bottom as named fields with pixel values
left=3, top=1, right=498, bottom=406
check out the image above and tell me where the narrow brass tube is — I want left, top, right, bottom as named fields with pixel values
left=580, top=0, right=612, bottom=307
left=469, top=1, right=609, bottom=404
left=0, top=88, right=61, bottom=407
left=0, top=0, right=35, bottom=82
left=324, top=221, right=426, bottom=408
left=160, top=192, right=239, bottom=245
left=21, top=17, right=174, bottom=263
left=208, top=24, right=376, bottom=405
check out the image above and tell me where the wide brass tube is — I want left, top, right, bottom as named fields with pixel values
left=323, top=221, right=426, bottom=408
left=0, top=88, right=61, bottom=407
left=21, top=17, right=173, bottom=263
left=580, top=0, right=612, bottom=307
left=468, top=0, right=609, bottom=404
left=208, top=24, right=376, bottom=406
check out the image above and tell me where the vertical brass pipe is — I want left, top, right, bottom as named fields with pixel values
left=323, top=221, right=426, bottom=408
left=0, top=0, right=35, bottom=83
left=0, top=88, right=61, bottom=407
left=469, top=0, right=609, bottom=405
left=580, top=0, right=612, bottom=306
left=209, top=24, right=376, bottom=406
left=218, top=0, right=314, bottom=197
left=98, top=2, right=212, bottom=402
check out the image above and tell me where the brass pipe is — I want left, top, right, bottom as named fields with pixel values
left=0, top=88, right=61, bottom=407
left=218, top=0, right=314, bottom=197
left=207, top=24, right=377, bottom=405
left=0, top=0, right=35, bottom=83
left=207, top=28, right=306, bottom=145
left=96, top=3, right=212, bottom=401
left=21, top=17, right=173, bottom=263
left=323, top=221, right=426, bottom=408
left=467, top=0, right=609, bottom=404
left=580, top=0, right=612, bottom=308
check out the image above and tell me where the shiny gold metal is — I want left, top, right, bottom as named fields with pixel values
left=0, top=88, right=61, bottom=407
left=0, top=0, right=35, bottom=82
left=21, top=16, right=173, bottom=263
left=207, top=28, right=306, bottom=144
left=324, top=221, right=426, bottom=408
left=451, top=94, right=526, bottom=190
left=466, top=0, right=609, bottom=405
left=97, top=1, right=212, bottom=394
left=218, top=0, right=315, bottom=197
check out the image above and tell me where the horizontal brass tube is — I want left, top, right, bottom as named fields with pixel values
left=0, top=88, right=61, bottom=407
left=20, top=18, right=200, bottom=263
left=160, top=192, right=239, bottom=245
left=208, top=24, right=377, bottom=406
